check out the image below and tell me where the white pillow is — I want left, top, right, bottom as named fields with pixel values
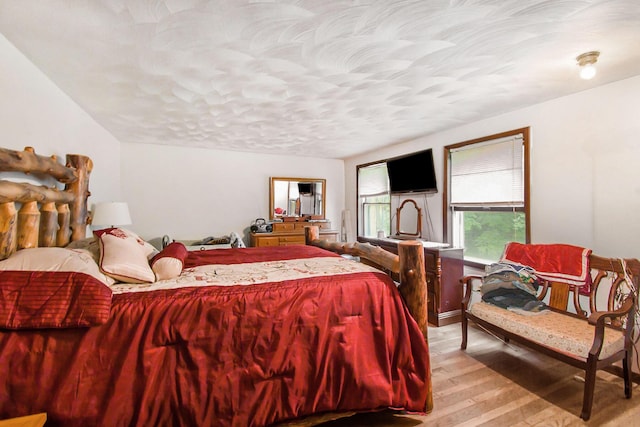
left=118, top=228, right=159, bottom=260
left=0, top=247, right=115, bottom=285
left=94, top=228, right=156, bottom=284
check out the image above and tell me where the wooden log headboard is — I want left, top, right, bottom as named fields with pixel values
left=0, top=146, right=92, bottom=259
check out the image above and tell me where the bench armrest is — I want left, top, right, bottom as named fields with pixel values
left=588, top=295, right=634, bottom=326
left=460, top=275, right=483, bottom=310
left=587, top=295, right=635, bottom=358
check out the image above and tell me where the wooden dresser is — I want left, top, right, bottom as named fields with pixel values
left=358, top=236, right=464, bottom=326
left=251, top=221, right=339, bottom=247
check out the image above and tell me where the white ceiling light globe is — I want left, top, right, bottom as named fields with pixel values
left=579, top=64, right=596, bottom=80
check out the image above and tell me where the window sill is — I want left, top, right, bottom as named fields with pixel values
left=463, top=257, right=490, bottom=275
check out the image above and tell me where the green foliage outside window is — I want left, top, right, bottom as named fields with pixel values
left=362, top=194, right=390, bottom=237
left=462, top=211, right=525, bottom=262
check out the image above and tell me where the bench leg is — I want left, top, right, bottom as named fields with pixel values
left=581, top=358, right=597, bottom=421
left=623, top=349, right=632, bottom=398
left=461, top=314, right=468, bottom=350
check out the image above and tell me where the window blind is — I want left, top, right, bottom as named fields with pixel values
left=450, top=134, right=524, bottom=206
left=358, top=163, right=389, bottom=197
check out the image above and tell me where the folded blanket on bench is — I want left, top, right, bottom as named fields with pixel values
left=501, top=242, right=592, bottom=294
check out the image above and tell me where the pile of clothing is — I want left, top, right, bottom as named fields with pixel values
left=229, top=231, right=246, bottom=248
left=482, top=262, right=548, bottom=314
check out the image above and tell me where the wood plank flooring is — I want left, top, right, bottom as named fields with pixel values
left=284, top=323, right=640, bottom=427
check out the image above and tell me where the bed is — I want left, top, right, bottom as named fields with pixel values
left=0, top=147, right=433, bottom=426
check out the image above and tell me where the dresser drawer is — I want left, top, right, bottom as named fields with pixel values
left=279, top=236, right=305, bottom=245
left=254, top=236, right=280, bottom=247
left=272, top=221, right=332, bottom=232
left=274, top=223, right=297, bottom=232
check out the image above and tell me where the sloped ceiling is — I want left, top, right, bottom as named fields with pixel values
left=1, top=0, right=640, bottom=159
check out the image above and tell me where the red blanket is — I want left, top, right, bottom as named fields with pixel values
left=0, top=246, right=431, bottom=426
left=501, top=242, right=592, bottom=292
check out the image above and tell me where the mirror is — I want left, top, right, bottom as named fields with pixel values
left=396, top=199, right=422, bottom=238
left=269, top=177, right=326, bottom=221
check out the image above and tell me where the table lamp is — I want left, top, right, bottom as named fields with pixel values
left=91, top=202, right=132, bottom=228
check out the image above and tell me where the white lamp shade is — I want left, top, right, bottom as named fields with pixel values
left=92, top=202, right=132, bottom=227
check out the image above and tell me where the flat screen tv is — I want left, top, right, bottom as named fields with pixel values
left=386, top=149, right=438, bottom=194
left=297, top=182, right=313, bottom=194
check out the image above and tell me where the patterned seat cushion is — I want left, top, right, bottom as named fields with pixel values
left=469, top=301, right=625, bottom=360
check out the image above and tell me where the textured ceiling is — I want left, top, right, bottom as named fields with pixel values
left=1, top=1, right=640, bottom=159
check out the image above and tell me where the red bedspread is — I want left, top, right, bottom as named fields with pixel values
left=0, top=271, right=112, bottom=329
left=0, top=246, right=431, bottom=426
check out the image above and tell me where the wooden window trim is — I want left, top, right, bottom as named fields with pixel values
left=442, top=127, right=531, bottom=245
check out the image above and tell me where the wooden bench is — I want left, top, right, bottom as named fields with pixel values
left=460, top=254, right=639, bottom=421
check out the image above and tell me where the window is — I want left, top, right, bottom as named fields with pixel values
left=444, top=128, right=530, bottom=265
left=357, top=162, right=390, bottom=237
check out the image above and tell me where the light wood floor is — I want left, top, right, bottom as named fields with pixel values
left=291, top=323, right=640, bottom=427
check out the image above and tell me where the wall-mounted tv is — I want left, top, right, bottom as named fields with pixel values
left=386, top=149, right=438, bottom=194
left=297, top=182, right=313, bottom=194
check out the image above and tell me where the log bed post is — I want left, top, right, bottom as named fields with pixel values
left=397, top=240, right=428, bottom=339
left=305, top=226, right=429, bottom=340
left=65, top=154, right=93, bottom=241
left=0, top=202, right=17, bottom=258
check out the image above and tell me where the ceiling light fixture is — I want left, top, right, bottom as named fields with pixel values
left=576, top=51, right=600, bottom=80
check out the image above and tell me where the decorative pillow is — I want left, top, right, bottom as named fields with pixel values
left=94, top=228, right=156, bottom=284
left=0, top=247, right=115, bottom=285
left=118, top=228, right=159, bottom=260
left=150, top=242, right=188, bottom=281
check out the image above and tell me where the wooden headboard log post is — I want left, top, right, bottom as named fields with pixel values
left=0, top=146, right=93, bottom=259
left=65, top=154, right=93, bottom=241
left=17, top=201, right=40, bottom=249
left=0, top=202, right=17, bottom=259
left=56, top=203, right=71, bottom=246
left=305, top=226, right=429, bottom=339
left=39, top=202, right=58, bottom=247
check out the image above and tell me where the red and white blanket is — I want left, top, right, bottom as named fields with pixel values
left=501, top=242, right=592, bottom=291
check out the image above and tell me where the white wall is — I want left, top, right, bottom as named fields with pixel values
left=0, top=34, right=121, bottom=208
left=345, top=75, right=640, bottom=259
left=121, top=142, right=344, bottom=243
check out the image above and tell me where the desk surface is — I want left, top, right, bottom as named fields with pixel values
left=367, top=236, right=452, bottom=249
